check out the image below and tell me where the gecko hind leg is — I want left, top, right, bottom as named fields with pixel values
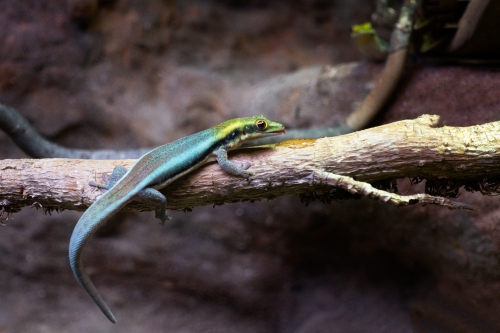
left=136, top=188, right=172, bottom=224
left=89, top=165, right=129, bottom=190
left=89, top=166, right=171, bottom=224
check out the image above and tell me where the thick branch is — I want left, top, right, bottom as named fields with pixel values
left=0, top=115, right=499, bottom=215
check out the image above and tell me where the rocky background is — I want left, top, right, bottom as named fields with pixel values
left=1, top=1, right=500, bottom=332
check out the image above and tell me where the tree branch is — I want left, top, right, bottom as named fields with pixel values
left=1, top=115, right=499, bottom=216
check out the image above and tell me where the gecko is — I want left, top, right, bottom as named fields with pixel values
left=69, top=115, right=285, bottom=323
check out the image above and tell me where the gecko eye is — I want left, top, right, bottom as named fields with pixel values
left=255, top=120, right=268, bottom=131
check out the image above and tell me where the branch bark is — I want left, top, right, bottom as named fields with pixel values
left=1, top=114, right=499, bottom=215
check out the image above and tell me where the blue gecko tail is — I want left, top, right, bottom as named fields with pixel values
left=68, top=166, right=144, bottom=323
left=102, top=303, right=117, bottom=324
left=69, top=231, right=118, bottom=323
left=90, top=287, right=117, bottom=324
left=69, top=196, right=130, bottom=324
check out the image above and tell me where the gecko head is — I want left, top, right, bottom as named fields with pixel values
left=217, top=114, right=285, bottom=146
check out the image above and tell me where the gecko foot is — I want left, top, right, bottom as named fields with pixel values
left=240, top=161, right=252, bottom=170
left=156, top=209, right=173, bottom=225
left=89, top=166, right=129, bottom=190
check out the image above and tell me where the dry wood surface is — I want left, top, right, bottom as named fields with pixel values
left=1, top=114, right=499, bottom=215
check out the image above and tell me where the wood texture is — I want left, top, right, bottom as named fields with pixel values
left=1, top=115, right=499, bottom=214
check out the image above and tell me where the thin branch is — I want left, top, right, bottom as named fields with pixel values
left=0, top=103, right=151, bottom=159
left=315, top=171, right=473, bottom=210
left=346, top=0, right=417, bottom=130
left=449, top=0, right=491, bottom=52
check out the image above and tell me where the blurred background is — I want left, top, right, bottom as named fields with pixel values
left=0, top=0, right=500, bottom=332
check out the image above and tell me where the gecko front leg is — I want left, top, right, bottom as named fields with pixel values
left=216, top=148, right=253, bottom=178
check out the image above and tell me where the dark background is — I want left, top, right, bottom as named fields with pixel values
left=1, top=1, right=500, bottom=332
